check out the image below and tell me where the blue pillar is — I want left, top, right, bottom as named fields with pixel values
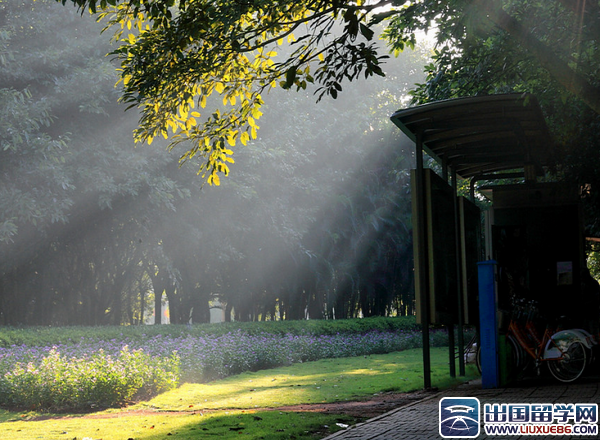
left=478, top=260, right=499, bottom=388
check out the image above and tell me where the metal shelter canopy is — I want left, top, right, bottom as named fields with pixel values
left=389, top=93, right=553, bottom=390
left=390, top=93, right=552, bottom=179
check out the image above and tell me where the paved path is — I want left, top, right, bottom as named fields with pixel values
left=323, top=377, right=600, bottom=440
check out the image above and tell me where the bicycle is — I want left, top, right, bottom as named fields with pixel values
left=504, top=303, right=593, bottom=383
left=475, top=302, right=596, bottom=383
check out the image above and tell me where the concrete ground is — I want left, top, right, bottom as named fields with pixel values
left=322, top=376, right=600, bottom=440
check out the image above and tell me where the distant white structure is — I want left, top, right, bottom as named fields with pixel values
left=146, top=294, right=170, bottom=324
left=209, top=299, right=226, bottom=323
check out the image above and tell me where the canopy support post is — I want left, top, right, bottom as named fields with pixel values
left=453, top=167, right=466, bottom=376
left=415, top=129, right=432, bottom=389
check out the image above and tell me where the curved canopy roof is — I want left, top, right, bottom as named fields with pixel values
left=390, top=94, right=553, bottom=180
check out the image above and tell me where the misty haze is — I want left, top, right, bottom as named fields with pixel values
left=0, top=0, right=429, bottom=327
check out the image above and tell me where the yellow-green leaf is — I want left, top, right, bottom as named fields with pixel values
left=241, top=132, right=250, bottom=146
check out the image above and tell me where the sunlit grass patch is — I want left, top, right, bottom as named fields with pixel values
left=135, top=347, right=479, bottom=411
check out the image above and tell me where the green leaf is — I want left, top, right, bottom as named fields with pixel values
left=359, top=23, right=374, bottom=41
left=284, top=66, right=297, bottom=89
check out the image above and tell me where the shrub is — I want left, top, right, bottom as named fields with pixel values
left=0, top=346, right=179, bottom=411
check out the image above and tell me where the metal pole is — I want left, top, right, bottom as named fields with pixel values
left=446, top=163, right=455, bottom=378
left=415, top=130, right=431, bottom=389
left=452, top=168, right=466, bottom=376
left=448, top=323, right=456, bottom=377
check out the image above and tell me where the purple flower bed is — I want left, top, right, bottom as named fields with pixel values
left=0, top=328, right=450, bottom=411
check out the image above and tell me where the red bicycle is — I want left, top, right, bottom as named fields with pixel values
left=476, top=303, right=596, bottom=383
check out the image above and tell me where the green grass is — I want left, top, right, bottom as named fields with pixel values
left=0, top=410, right=356, bottom=440
left=0, top=316, right=421, bottom=347
left=0, top=347, right=479, bottom=440
left=136, top=347, right=476, bottom=410
left=0, top=410, right=358, bottom=440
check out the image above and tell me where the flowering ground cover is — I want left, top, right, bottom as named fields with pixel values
left=0, top=318, right=469, bottom=411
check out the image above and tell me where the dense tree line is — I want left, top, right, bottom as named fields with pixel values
left=0, top=0, right=426, bottom=325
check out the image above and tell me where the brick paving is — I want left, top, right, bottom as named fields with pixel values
left=322, top=377, right=600, bottom=440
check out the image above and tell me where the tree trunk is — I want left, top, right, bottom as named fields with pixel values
left=154, top=288, right=162, bottom=324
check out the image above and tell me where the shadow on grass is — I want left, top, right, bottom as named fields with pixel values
left=133, top=410, right=357, bottom=440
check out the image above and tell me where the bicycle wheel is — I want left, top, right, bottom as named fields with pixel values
left=547, top=340, right=587, bottom=383
left=475, top=336, right=522, bottom=379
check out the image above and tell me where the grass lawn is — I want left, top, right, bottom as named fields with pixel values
left=0, top=347, right=479, bottom=440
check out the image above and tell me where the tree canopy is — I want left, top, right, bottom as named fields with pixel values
left=59, top=0, right=394, bottom=185
left=56, top=0, right=600, bottom=185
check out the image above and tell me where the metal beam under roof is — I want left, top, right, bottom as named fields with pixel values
left=390, top=93, right=553, bottom=180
